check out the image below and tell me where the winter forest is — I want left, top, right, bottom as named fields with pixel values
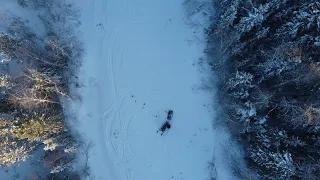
left=0, top=0, right=319, bottom=180
left=209, top=0, right=320, bottom=179
left=0, top=0, right=84, bottom=179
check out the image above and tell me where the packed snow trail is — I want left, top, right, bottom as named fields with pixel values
left=74, top=0, right=234, bottom=179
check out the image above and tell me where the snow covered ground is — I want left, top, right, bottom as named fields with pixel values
left=71, top=0, right=235, bottom=179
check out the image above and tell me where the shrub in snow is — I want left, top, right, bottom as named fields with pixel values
left=50, top=164, right=68, bottom=174
left=276, top=2, right=320, bottom=38
left=0, top=144, right=31, bottom=166
left=237, top=101, right=256, bottom=121
left=257, top=46, right=301, bottom=80
left=0, top=74, right=14, bottom=95
left=256, top=27, right=269, bottom=39
left=236, top=4, right=269, bottom=33
left=227, top=71, right=254, bottom=99
left=43, top=138, right=59, bottom=151
left=249, top=147, right=295, bottom=179
left=314, top=36, right=320, bottom=47
left=217, top=0, right=239, bottom=29
left=0, top=74, right=12, bottom=87
left=18, top=0, right=27, bottom=7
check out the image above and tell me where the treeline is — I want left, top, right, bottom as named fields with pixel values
left=0, top=0, right=86, bottom=179
left=207, top=0, right=320, bottom=179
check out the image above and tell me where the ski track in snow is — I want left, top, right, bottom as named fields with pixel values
left=101, top=88, right=132, bottom=180
left=107, top=18, right=147, bottom=97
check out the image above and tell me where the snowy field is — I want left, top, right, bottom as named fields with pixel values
left=0, top=0, right=236, bottom=179
left=70, top=0, right=236, bottom=179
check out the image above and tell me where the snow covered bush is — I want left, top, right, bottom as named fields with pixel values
left=18, top=0, right=27, bottom=7
left=276, top=2, right=320, bottom=38
left=215, top=0, right=239, bottom=30
left=226, top=71, right=254, bottom=99
left=237, top=101, right=256, bottom=122
left=255, top=46, right=302, bottom=80
left=236, top=4, right=269, bottom=33
left=249, top=148, right=295, bottom=179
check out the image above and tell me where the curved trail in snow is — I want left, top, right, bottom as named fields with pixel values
left=107, top=18, right=148, bottom=97
left=75, top=0, right=235, bottom=179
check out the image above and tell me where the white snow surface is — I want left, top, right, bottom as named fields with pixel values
left=71, top=0, right=235, bottom=179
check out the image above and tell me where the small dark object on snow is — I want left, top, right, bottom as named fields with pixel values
left=166, top=110, right=173, bottom=120
left=157, top=121, right=171, bottom=136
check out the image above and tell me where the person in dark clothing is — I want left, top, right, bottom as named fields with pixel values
left=156, top=109, right=174, bottom=136
left=157, top=121, right=171, bottom=135
left=166, top=110, right=173, bottom=120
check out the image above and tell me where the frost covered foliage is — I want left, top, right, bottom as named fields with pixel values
left=249, top=148, right=295, bottom=177
left=0, top=74, right=14, bottom=94
left=208, top=0, right=320, bottom=179
left=236, top=4, right=269, bottom=33
left=0, top=0, right=83, bottom=178
left=227, top=71, right=253, bottom=99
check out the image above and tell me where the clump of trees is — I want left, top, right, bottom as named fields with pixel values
left=0, top=0, right=85, bottom=179
left=207, top=0, right=320, bottom=179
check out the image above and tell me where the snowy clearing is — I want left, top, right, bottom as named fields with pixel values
left=70, top=0, right=235, bottom=179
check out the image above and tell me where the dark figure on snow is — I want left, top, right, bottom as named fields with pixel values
left=166, top=110, right=173, bottom=120
left=157, top=121, right=171, bottom=136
